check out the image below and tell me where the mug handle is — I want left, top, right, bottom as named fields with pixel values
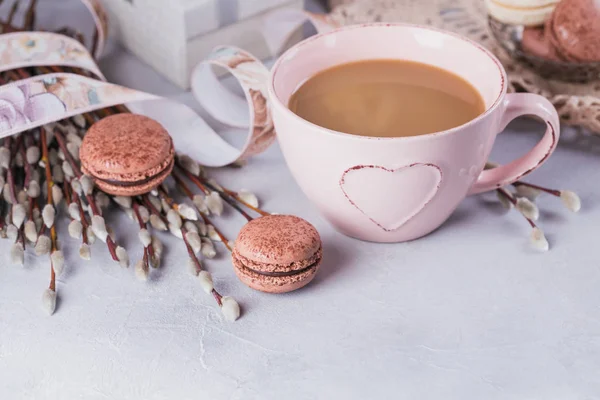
left=468, top=93, right=560, bottom=195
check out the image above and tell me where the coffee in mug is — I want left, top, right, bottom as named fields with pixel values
left=288, top=59, right=485, bottom=137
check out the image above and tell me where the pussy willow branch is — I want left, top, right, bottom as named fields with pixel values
left=54, top=129, right=120, bottom=261
left=40, top=128, right=57, bottom=291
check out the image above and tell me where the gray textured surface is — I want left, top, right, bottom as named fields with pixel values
left=2, top=1, right=600, bottom=399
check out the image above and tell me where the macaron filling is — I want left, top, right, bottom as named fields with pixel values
left=232, top=246, right=322, bottom=275
left=87, top=159, right=174, bottom=187
left=233, top=246, right=322, bottom=281
left=242, top=261, right=319, bottom=277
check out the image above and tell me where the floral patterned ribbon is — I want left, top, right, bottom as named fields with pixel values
left=0, top=8, right=334, bottom=166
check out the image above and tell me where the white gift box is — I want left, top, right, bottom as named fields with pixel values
left=103, top=0, right=303, bottom=88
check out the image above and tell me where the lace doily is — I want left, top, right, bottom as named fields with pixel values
left=327, top=0, right=600, bottom=135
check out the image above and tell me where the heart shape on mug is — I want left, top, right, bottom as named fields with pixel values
left=340, top=163, right=442, bottom=232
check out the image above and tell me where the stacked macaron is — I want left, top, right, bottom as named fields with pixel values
left=80, top=114, right=175, bottom=196
left=485, top=0, right=560, bottom=26
left=232, top=215, right=322, bottom=294
left=489, top=0, right=600, bottom=64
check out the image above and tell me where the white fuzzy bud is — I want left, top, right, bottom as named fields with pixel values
left=66, top=131, right=82, bottom=146
left=238, top=189, right=259, bottom=208
left=0, top=176, right=4, bottom=194
left=197, top=271, right=214, bottom=293
left=57, top=148, right=64, bottom=160
left=193, top=194, right=208, bottom=214
left=0, top=147, right=10, bottom=168
left=161, top=198, right=171, bottom=213
left=95, top=192, right=110, bottom=209
left=138, top=228, right=152, bottom=247
left=10, top=242, right=24, bottom=265
left=148, top=195, right=161, bottom=213
left=17, top=190, right=27, bottom=205
left=6, top=224, right=18, bottom=242
left=35, top=235, right=51, bottom=256
left=177, top=154, right=201, bottom=176
left=135, top=260, right=149, bottom=281
left=530, top=227, right=549, bottom=252
left=62, top=160, right=75, bottom=178
left=68, top=220, right=83, bottom=239
left=68, top=202, right=81, bottom=221
left=206, top=192, right=223, bottom=216
left=167, top=209, right=182, bottom=228
left=26, top=146, right=40, bottom=164
left=52, top=164, right=64, bottom=183
left=79, top=243, right=91, bottom=260
left=151, top=235, right=163, bottom=256
left=3, top=183, right=12, bottom=203
left=86, top=226, right=96, bottom=244
left=24, top=220, right=37, bottom=242
left=560, top=190, right=581, bottom=213
left=185, top=231, right=202, bottom=253
left=52, top=185, right=63, bottom=206
left=116, top=246, right=129, bottom=268
left=91, top=215, right=108, bottom=242
left=149, top=214, right=167, bottom=231
left=12, top=203, right=26, bottom=228
left=517, top=197, right=539, bottom=221
left=80, top=175, right=94, bottom=195
left=25, top=180, right=40, bottom=199
left=71, top=178, right=82, bottom=196
left=113, top=196, right=132, bottom=209
left=169, top=223, right=183, bottom=239
left=51, top=250, right=65, bottom=276
left=220, top=296, right=240, bottom=322
left=207, top=225, right=221, bottom=242
left=496, top=190, right=514, bottom=209
left=137, top=205, right=150, bottom=223
left=178, top=204, right=197, bottom=221
left=183, top=221, right=198, bottom=233
left=42, top=204, right=56, bottom=228
left=197, top=221, right=207, bottom=236
left=66, top=142, right=80, bottom=160
left=72, top=114, right=86, bottom=128
left=201, top=239, right=216, bottom=259
left=41, top=288, right=57, bottom=315
left=31, top=170, right=40, bottom=184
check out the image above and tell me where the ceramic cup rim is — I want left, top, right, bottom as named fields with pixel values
left=268, top=22, right=508, bottom=142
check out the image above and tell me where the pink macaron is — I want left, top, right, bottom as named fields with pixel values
left=232, top=215, right=322, bottom=294
left=79, top=113, right=175, bottom=196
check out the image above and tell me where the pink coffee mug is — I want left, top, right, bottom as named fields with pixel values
left=267, top=23, right=559, bottom=243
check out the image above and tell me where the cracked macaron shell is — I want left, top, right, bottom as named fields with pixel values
left=79, top=113, right=175, bottom=185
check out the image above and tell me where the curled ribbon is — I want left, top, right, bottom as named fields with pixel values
left=0, top=4, right=335, bottom=167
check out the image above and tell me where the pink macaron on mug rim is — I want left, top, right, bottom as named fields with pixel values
left=268, top=22, right=508, bottom=143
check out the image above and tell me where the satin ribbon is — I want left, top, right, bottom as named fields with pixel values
left=0, top=4, right=335, bottom=167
